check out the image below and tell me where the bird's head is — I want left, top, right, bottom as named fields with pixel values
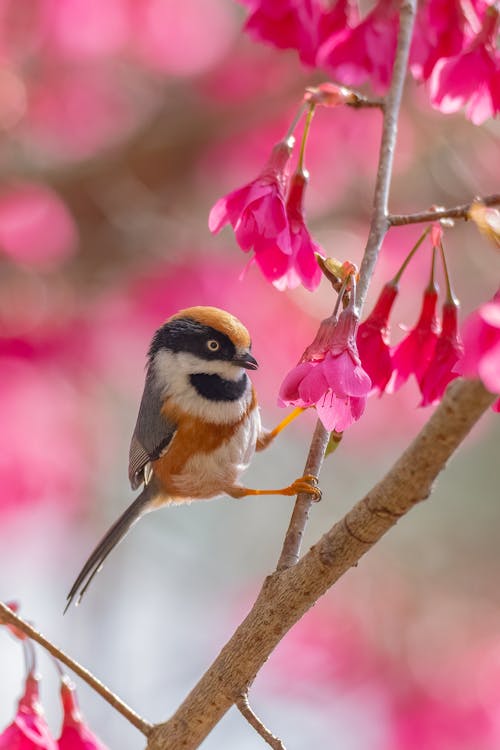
left=148, top=307, right=258, bottom=419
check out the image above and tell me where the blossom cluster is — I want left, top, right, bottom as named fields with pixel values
left=241, top=0, right=500, bottom=124
left=279, top=276, right=372, bottom=432
left=357, top=226, right=463, bottom=406
left=209, top=136, right=323, bottom=292
left=357, top=226, right=500, bottom=410
left=1, top=604, right=107, bottom=749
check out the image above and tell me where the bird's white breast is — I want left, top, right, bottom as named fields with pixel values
left=170, top=407, right=261, bottom=499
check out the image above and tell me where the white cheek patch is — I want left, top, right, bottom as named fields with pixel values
left=152, top=350, right=253, bottom=424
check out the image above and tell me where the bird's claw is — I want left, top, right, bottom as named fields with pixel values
left=290, top=474, right=322, bottom=501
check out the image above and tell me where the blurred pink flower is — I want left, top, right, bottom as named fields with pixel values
left=429, top=6, right=500, bottom=124
left=357, top=282, right=398, bottom=394
left=279, top=296, right=371, bottom=431
left=318, top=0, right=399, bottom=93
left=0, top=183, right=77, bottom=267
left=459, top=291, right=500, bottom=408
left=277, top=170, right=322, bottom=291
left=57, top=679, right=109, bottom=750
left=0, top=672, right=57, bottom=750
left=390, top=690, right=494, bottom=750
left=209, top=138, right=293, bottom=284
left=131, top=0, right=236, bottom=75
left=419, top=299, right=463, bottom=406
left=2, top=601, right=28, bottom=641
left=47, top=0, right=129, bottom=60
left=0, top=357, right=92, bottom=515
left=28, top=69, right=143, bottom=161
left=410, top=0, right=471, bottom=82
left=241, top=0, right=350, bottom=67
left=390, top=287, right=440, bottom=392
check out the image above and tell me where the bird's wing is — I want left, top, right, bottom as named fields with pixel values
left=128, top=368, right=177, bottom=489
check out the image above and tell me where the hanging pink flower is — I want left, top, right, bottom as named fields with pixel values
left=208, top=138, right=293, bottom=284
left=429, top=6, right=500, bottom=125
left=419, top=299, right=463, bottom=406
left=357, top=282, right=398, bottom=394
left=410, top=0, right=471, bottom=83
left=459, top=291, right=500, bottom=410
left=57, top=678, right=109, bottom=750
left=240, top=0, right=351, bottom=67
left=318, top=0, right=399, bottom=93
left=0, top=672, right=57, bottom=750
left=390, top=287, right=441, bottom=392
left=279, top=288, right=371, bottom=431
left=273, top=170, right=322, bottom=291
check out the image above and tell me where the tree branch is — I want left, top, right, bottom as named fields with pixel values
left=0, top=602, right=152, bottom=737
left=236, top=693, right=286, bottom=750
left=276, top=0, right=417, bottom=575
left=276, top=419, right=330, bottom=570
left=388, top=194, right=500, bottom=225
left=357, top=0, right=417, bottom=311
left=146, top=378, right=495, bottom=750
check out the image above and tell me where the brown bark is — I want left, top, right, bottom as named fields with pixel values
left=147, top=379, right=495, bottom=750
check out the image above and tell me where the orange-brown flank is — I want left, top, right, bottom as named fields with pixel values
left=152, top=389, right=257, bottom=499
left=168, top=306, right=251, bottom=350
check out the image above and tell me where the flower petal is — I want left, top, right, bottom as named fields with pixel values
left=316, top=392, right=350, bottom=431
left=323, top=351, right=371, bottom=397
left=278, top=362, right=313, bottom=406
left=298, top=363, right=329, bottom=404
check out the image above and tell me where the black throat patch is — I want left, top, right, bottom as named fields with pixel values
left=190, top=373, right=248, bottom=402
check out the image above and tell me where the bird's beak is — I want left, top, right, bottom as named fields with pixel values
left=233, top=351, right=259, bottom=370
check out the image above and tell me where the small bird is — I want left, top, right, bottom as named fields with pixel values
left=65, top=306, right=320, bottom=610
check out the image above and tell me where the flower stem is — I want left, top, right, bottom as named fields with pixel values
left=427, top=245, right=438, bottom=291
left=439, top=242, right=458, bottom=304
left=297, top=104, right=316, bottom=172
left=23, top=639, right=36, bottom=676
left=332, top=272, right=351, bottom=318
left=391, top=225, right=431, bottom=285
left=284, top=102, right=308, bottom=141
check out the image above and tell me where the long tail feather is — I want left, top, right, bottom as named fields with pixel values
left=64, top=484, right=157, bottom=613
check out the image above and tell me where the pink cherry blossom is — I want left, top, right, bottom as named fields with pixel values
left=241, top=0, right=351, bottom=67
left=279, top=295, right=371, bottom=432
left=131, top=0, right=236, bottom=76
left=318, top=0, right=399, bottom=93
left=57, top=679, right=109, bottom=750
left=390, top=287, right=441, bottom=392
left=0, top=673, right=57, bottom=750
left=47, top=0, right=129, bottom=61
left=459, top=291, right=500, bottom=407
left=274, top=170, right=322, bottom=291
left=209, top=138, right=293, bottom=284
left=410, top=0, right=471, bottom=83
left=419, top=300, right=463, bottom=406
left=429, top=6, right=500, bottom=124
left=357, top=282, right=398, bottom=394
left=0, top=183, right=77, bottom=267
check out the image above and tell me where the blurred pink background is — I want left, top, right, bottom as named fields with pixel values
left=1, top=1, right=499, bottom=748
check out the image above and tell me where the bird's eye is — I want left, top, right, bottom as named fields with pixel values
left=207, top=339, right=220, bottom=352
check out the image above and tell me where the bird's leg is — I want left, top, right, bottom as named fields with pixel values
left=228, top=474, right=321, bottom=501
left=256, top=407, right=305, bottom=451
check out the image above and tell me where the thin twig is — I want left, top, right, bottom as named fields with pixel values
left=388, top=193, right=500, bottom=225
left=347, top=94, right=385, bottom=109
left=236, top=693, right=286, bottom=750
left=357, top=0, right=417, bottom=311
left=276, top=419, right=330, bottom=570
left=276, top=0, right=417, bottom=573
left=0, top=602, right=152, bottom=736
